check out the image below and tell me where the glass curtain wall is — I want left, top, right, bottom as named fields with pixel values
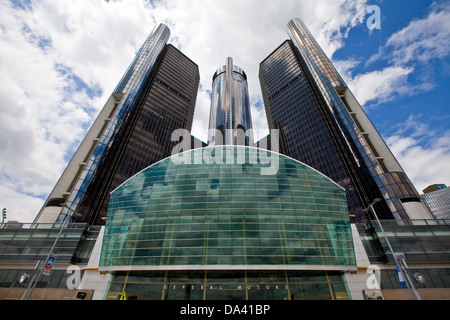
left=100, top=146, right=355, bottom=268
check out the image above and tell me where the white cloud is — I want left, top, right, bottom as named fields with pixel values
left=151, top=0, right=367, bottom=141
left=251, top=103, right=270, bottom=143
left=381, top=2, right=450, bottom=65
left=385, top=115, right=450, bottom=193
left=346, top=66, right=413, bottom=105
left=338, top=2, right=450, bottom=109
left=333, top=58, right=361, bottom=83
left=0, top=0, right=371, bottom=222
left=19, top=0, right=159, bottom=97
left=191, top=88, right=211, bottom=143
left=0, top=1, right=107, bottom=221
left=386, top=130, right=450, bottom=194
left=337, top=3, right=450, bottom=195
left=0, top=184, right=46, bottom=224
left=145, top=0, right=355, bottom=95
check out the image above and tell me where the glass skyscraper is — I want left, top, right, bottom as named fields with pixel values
left=208, top=57, right=254, bottom=146
left=93, top=55, right=357, bottom=300
left=421, top=185, right=450, bottom=219
left=5, top=18, right=446, bottom=302
left=0, top=23, right=203, bottom=301
left=34, top=23, right=200, bottom=227
left=259, top=18, right=433, bottom=223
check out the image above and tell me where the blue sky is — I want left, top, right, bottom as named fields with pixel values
left=336, top=0, right=449, bottom=135
left=333, top=0, right=450, bottom=192
left=0, top=0, right=449, bottom=222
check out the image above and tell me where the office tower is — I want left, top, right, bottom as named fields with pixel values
left=0, top=23, right=203, bottom=301
left=259, top=18, right=433, bottom=223
left=421, top=184, right=450, bottom=219
left=2, top=18, right=449, bottom=302
left=34, top=23, right=200, bottom=226
left=207, top=57, right=254, bottom=146
left=91, top=57, right=356, bottom=300
left=423, top=184, right=448, bottom=194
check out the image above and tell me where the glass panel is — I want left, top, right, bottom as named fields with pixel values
left=107, top=270, right=352, bottom=300
left=101, top=146, right=355, bottom=268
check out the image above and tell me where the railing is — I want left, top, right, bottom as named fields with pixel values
left=0, top=222, right=87, bottom=230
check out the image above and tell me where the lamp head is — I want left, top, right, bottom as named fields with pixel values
left=372, top=198, right=382, bottom=205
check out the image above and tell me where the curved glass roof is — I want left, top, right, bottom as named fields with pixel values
left=100, top=146, right=355, bottom=269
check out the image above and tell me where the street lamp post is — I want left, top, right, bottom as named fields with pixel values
left=22, top=204, right=78, bottom=300
left=22, top=225, right=64, bottom=300
left=21, top=203, right=83, bottom=300
left=20, top=260, right=41, bottom=300
left=363, top=198, right=421, bottom=300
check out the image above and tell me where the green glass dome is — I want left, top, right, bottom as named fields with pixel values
left=100, top=146, right=355, bottom=269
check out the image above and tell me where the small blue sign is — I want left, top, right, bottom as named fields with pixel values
left=43, top=254, right=57, bottom=276
left=396, top=263, right=406, bottom=286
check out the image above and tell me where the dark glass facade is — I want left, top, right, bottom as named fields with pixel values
left=0, top=223, right=98, bottom=264
left=58, top=24, right=172, bottom=224
left=0, top=269, right=85, bottom=290
left=259, top=40, right=369, bottom=222
left=356, top=219, right=450, bottom=291
left=106, top=270, right=350, bottom=300
left=71, top=44, right=199, bottom=226
left=422, top=186, right=450, bottom=219
left=259, top=19, right=428, bottom=223
left=378, top=267, right=450, bottom=291
left=357, top=219, right=450, bottom=264
left=59, top=43, right=199, bottom=226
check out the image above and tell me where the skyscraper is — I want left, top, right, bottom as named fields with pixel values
left=259, top=18, right=433, bottom=223
left=3, top=17, right=447, bottom=302
left=96, top=58, right=356, bottom=300
left=0, top=23, right=203, bottom=301
left=208, top=57, right=254, bottom=146
left=34, top=23, right=200, bottom=226
left=421, top=184, right=450, bottom=219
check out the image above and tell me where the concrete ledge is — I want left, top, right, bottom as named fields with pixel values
left=98, top=264, right=358, bottom=272
left=381, top=288, right=450, bottom=300
left=0, top=287, right=94, bottom=300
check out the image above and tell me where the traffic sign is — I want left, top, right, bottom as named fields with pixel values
left=43, top=254, right=57, bottom=276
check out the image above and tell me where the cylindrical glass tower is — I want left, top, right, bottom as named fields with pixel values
left=208, top=57, right=253, bottom=146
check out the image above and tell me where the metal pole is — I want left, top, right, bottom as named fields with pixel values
left=20, top=260, right=41, bottom=300
left=368, top=201, right=421, bottom=300
left=398, top=256, right=421, bottom=300
left=23, top=224, right=64, bottom=300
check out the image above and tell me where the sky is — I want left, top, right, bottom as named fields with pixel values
left=0, top=0, right=449, bottom=223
